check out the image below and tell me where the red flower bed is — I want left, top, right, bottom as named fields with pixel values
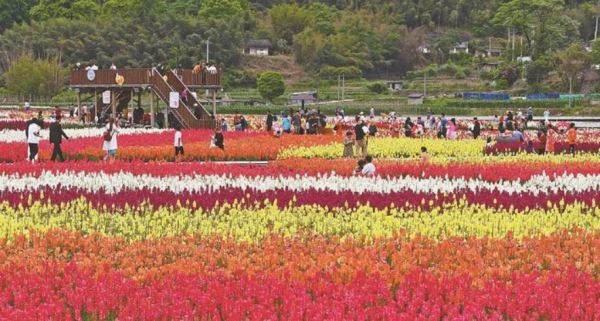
left=0, top=264, right=597, bottom=321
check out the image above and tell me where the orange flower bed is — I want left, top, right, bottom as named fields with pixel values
left=71, top=134, right=339, bottom=161
left=3, top=230, right=597, bottom=284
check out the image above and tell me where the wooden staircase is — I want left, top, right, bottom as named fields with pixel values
left=150, top=68, right=214, bottom=129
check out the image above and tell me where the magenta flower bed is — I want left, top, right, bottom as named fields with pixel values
left=4, top=187, right=599, bottom=211
left=0, top=265, right=597, bottom=321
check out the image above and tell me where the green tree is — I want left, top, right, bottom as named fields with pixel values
left=0, top=0, right=33, bottom=31
left=591, top=39, right=600, bottom=65
left=526, top=56, right=553, bottom=85
left=104, top=0, right=167, bottom=19
left=4, top=55, right=66, bottom=100
left=497, top=62, right=521, bottom=87
left=268, top=3, right=311, bottom=45
left=199, top=0, right=247, bottom=19
left=29, top=0, right=100, bottom=20
left=554, top=43, right=591, bottom=93
left=257, top=71, right=285, bottom=102
left=492, top=0, right=578, bottom=58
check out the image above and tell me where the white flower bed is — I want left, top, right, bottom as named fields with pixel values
left=1, top=171, right=598, bottom=195
left=0, top=127, right=166, bottom=143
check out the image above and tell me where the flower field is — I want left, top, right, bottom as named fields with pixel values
left=1, top=124, right=599, bottom=319
left=2, top=127, right=600, bottom=162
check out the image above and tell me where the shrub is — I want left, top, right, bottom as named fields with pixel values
left=367, top=82, right=388, bottom=94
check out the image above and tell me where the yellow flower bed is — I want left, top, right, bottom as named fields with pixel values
left=0, top=200, right=598, bottom=242
left=278, top=137, right=487, bottom=159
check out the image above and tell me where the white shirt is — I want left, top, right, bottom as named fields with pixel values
left=27, top=123, right=41, bottom=144
left=102, top=124, right=119, bottom=151
left=361, top=163, right=376, bottom=176
left=174, top=131, right=182, bottom=147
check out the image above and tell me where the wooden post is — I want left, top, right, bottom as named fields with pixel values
left=150, top=92, right=155, bottom=128
left=128, top=88, right=134, bottom=123
left=76, top=90, right=81, bottom=111
left=137, top=90, right=142, bottom=126
left=212, top=89, right=217, bottom=128
left=137, top=90, right=142, bottom=110
left=94, top=89, right=98, bottom=124
left=164, top=98, right=169, bottom=129
left=111, top=90, right=117, bottom=117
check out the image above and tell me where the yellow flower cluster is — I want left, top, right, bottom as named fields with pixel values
left=0, top=200, right=597, bottom=242
left=278, top=137, right=486, bottom=159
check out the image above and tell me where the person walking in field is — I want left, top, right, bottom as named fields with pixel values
left=26, top=117, right=41, bottom=163
left=567, top=123, right=577, bottom=156
left=174, top=125, right=184, bottom=161
left=213, top=128, right=224, bottom=150
left=266, top=110, right=274, bottom=131
left=545, top=124, right=555, bottom=154
left=49, top=117, right=69, bottom=162
left=102, top=118, right=119, bottom=163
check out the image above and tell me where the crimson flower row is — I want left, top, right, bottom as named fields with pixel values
left=4, top=188, right=598, bottom=211
left=1, top=264, right=597, bottom=321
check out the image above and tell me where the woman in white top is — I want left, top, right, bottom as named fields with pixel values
left=361, top=155, right=376, bottom=176
left=102, top=118, right=119, bottom=163
left=174, top=125, right=183, bottom=161
left=27, top=121, right=41, bottom=163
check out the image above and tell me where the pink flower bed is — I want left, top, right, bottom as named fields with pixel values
left=1, top=264, right=597, bottom=321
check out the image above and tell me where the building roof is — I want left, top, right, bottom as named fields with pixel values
left=456, top=41, right=469, bottom=49
left=386, top=80, right=404, bottom=84
left=408, top=93, right=424, bottom=99
left=289, top=92, right=318, bottom=101
left=246, top=39, right=272, bottom=48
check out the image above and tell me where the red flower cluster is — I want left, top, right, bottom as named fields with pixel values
left=1, top=264, right=597, bottom=321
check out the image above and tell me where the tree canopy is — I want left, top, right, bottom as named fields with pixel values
left=1, top=0, right=600, bottom=93
left=257, top=71, right=285, bottom=102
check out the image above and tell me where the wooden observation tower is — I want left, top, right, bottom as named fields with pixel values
left=69, top=67, right=222, bottom=129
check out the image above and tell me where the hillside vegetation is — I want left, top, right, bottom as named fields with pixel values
left=2, top=0, right=600, bottom=100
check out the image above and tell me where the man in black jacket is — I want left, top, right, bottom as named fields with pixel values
left=266, top=110, right=274, bottom=131
left=49, top=118, right=69, bottom=162
left=472, top=117, right=481, bottom=139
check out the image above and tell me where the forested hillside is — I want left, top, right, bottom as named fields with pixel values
left=2, top=0, right=600, bottom=99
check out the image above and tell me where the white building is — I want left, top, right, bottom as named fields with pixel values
left=245, top=39, right=272, bottom=56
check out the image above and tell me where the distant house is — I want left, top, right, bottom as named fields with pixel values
left=480, top=62, right=500, bottom=72
left=450, top=42, right=469, bottom=55
left=386, top=81, right=403, bottom=91
left=486, top=48, right=502, bottom=57
left=289, top=92, right=318, bottom=106
left=245, top=39, right=272, bottom=56
left=516, top=56, right=532, bottom=64
left=407, top=93, right=424, bottom=105
left=417, top=45, right=431, bottom=54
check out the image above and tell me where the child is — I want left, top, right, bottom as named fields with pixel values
left=354, top=159, right=366, bottom=175
left=567, top=123, right=577, bottom=156
left=420, top=146, right=429, bottom=163
left=526, top=140, right=534, bottom=154
left=216, top=128, right=225, bottom=150
left=485, top=137, right=495, bottom=149
left=343, top=131, right=354, bottom=158
left=174, top=125, right=183, bottom=161
left=537, top=131, right=546, bottom=155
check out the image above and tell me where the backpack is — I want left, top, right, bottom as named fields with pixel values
left=103, top=130, right=112, bottom=142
